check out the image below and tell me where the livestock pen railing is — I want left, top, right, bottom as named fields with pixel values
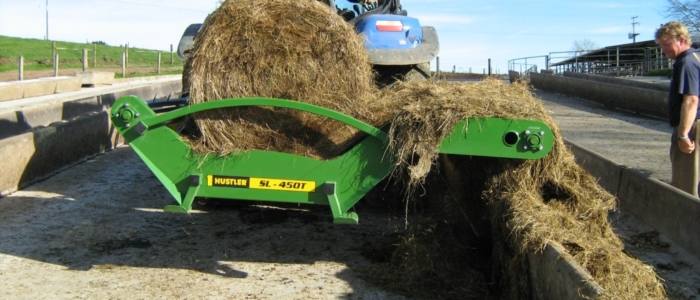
left=509, top=45, right=672, bottom=77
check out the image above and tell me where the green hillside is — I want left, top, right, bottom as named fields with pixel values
left=0, top=35, right=184, bottom=73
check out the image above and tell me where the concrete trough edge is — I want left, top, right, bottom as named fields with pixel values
left=617, top=167, right=700, bottom=255
left=564, top=139, right=625, bottom=195
left=0, top=77, right=83, bottom=102
left=0, top=111, right=124, bottom=197
left=562, top=71, right=668, bottom=92
left=528, top=243, right=604, bottom=299
left=0, top=80, right=182, bottom=139
left=0, top=79, right=181, bottom=196
left=565, top=138, right=700, bottom=266
left=530, top=72, right=667, bottom=120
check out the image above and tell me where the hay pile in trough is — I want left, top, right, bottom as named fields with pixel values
left=369, top=79, right=666, bottom=299
left=186, top=0, right=385, bottom=158
left=183, top=0, right=666, bottom=298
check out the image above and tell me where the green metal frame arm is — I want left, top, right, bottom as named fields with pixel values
left=437, top=118, right=554, bottom=160
left=143, top=97, right=388, bottom=141
left=109, top=95, right=555, bottom=224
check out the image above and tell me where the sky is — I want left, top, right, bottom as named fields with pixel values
left=0, top=0, right=672, bottom=73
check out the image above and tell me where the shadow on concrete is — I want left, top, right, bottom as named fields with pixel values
left=0, top=146, right=410, bottom=298
left=15, top=111, right=118, bottom=192
left=0, top=111, right=32, bottom=140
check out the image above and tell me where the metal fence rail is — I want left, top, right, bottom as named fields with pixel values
left=509, top=43, right=672, bottom=77
left=508, top=55, right=549, bottom=75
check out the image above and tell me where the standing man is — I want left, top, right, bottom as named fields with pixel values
left=656, top=21, right=700, bottom=196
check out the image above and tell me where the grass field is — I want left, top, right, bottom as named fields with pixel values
left=1, top=35, right=511, bottom=80
left=0, top=35, right=184, bottom=74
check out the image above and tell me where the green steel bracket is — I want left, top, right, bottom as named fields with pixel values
left=110, top=95, right=554, bottom=224
left=438, top=118, right=553, bottom=159
left=324, top=182, right=360, bottom=224
left=163, top=175, right=201, bottom=213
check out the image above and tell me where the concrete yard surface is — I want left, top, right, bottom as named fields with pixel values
left=0, top=146, right=408, bottom=299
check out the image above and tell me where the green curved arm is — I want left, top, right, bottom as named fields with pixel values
left=143, top=97, right=388, bottom=141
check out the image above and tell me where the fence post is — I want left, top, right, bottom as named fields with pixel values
left=436, top=56, right=440, bottom=78
left=93, top=43, right=97, bottom=68
left=18, top=56, right=24, bottom=81
left=488, top=58, right=492, bottom=76
left=157, top=51, right=162, bottom=75
left=125, top=43, right=129, bottom=68
left=616, top=47, right=620, bottom=76
left=54, top=54, right=59, bottom=77
left=82, top=48, right=88, bottom=71
left=52, top=41, right=56, bottom=67
left=122, top=52, right=126, bottom=78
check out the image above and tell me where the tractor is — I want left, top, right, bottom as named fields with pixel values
left=176, top=0, right=438, bottom=95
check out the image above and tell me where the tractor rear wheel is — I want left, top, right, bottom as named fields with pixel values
left=373, top=62, right=431, bottom=88
left=181, top=57, right=193, bottom=98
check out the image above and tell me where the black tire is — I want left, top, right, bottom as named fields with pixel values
left=404, top=62, right=431, bottom=81
left=181, top=57, right=193, bottom=98
left=373, top=62, right=431, bottom=89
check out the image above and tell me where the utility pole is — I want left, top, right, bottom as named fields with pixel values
left=629, top=16, right=640, bottom=43
left=45, top=0, right=49, bottom=40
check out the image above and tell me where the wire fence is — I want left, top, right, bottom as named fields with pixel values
left=7, top=41, right=184, bottom=81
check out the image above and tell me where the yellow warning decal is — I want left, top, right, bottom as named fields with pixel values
left=249, top=177, right=316, bottom=192
left=207, top=175, right=249, bottom=188
left=206, top=175, right=315, bottom=192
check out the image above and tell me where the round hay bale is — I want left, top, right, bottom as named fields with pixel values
left=187, top=0, right=381, bottom=158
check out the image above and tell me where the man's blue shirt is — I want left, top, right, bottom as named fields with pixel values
left=668, top=48, right=700, bottom=127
